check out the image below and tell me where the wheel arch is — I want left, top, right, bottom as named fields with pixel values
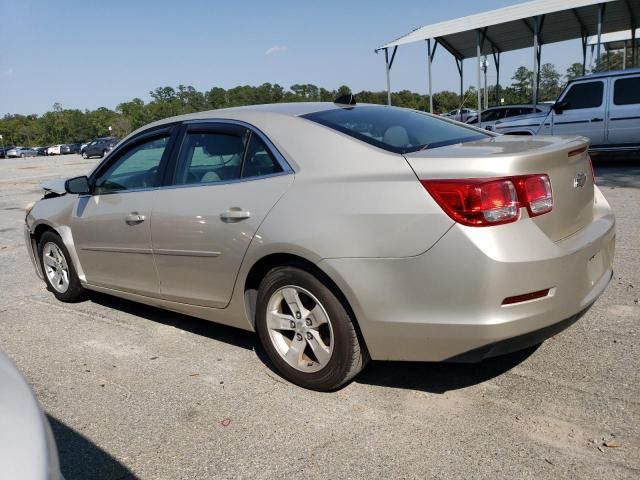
left=243, top=252, right=369, bottom=354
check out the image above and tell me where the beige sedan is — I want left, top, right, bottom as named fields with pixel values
left=24, top=102, right=615, bottom=390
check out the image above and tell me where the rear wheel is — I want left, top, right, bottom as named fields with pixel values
left=255, top=266, right=368, bottom=391
left=20, top=153, right=25, bottom=158
left=38, top=231, right=85, bottom=302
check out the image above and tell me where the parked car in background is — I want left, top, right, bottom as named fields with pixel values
left=35, top=147, right=49, bottom=156
left=495, top=68, right=640, bottom=153
left=466, top=104, right=551, bottom=131
left=82, top=137, right=120, bottom=158
left=60, top=145, right=71, bottom=155
left=67, top=143, right=82, bottom=154
left=24, top=102, right=614, bottom=391
left=0, top=351, right=62, bottom=480
left=6, top=147, right=38, bottom=158
left=0, top=146, right=15, bottom=158
left=47, top=145, right=65, bottom=155
left=441, top=108, right=476, bottom=122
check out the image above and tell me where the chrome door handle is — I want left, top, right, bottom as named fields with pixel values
left=220, top=208, right=251, bottom=222
left=125, top=212, right=146, bottom=225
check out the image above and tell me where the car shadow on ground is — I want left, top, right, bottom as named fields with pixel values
left=355, top=345, right=539, bottom=394
left=47, top=415, right=137, bottom=480
left=85, top=291, right=538, bottom=394
left=88, top=291, right=255, bottom=351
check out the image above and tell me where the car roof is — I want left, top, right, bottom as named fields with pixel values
left=133, top=102, right=402, bottom=135
left=570, top=67, right=640, bottom=83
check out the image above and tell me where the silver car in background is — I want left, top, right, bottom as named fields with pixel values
left=0, top=352, right=62, bottom=480
left=6, top=147, right=38, bottom=158
left=24, top=102, right=615, bottom=391
left=495, top=68, right=640, bottom=153
left=466, top=104, right=551, bottom=131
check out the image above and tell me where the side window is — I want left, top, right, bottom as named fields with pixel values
left=175, top=130, right=248, bottom=185
left=613, top=77, right=640, bottom=105
left=562, top=81, right=604, bottom=109
left=94, top=135, right=169, bottom=194
left=242, top=134, right=283, bottom=178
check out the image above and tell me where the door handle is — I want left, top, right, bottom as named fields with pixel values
left=220, top=207, right=251, bottom=222
left=125, top=212, right=146, bottom=225
left=591, top=118, right=603, bottom=122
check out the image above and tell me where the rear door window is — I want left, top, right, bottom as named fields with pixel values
left=302, top=106, right=489, bottom=154
left=174, top=129, right=248, bottom=185
left=613, top=77, right=640, bottom=105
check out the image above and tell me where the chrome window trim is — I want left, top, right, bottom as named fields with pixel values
left=79, top=167, right=293, bottom=197
left=82, top=118, right=294, bottom=197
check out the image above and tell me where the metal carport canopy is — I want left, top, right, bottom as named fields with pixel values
left=379, top=0, right=631, bottom=58
left=375, top=0, right=640, bottom=119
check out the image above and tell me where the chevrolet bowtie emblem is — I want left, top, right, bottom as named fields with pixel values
left=573, top=172, right=587, bottom=189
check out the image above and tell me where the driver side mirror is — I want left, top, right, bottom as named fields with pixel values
left=553, top=101, right=569, bottom=114
left=65, top=176, right=91, bottom=195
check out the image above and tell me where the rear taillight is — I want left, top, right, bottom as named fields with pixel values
left=514, top=174, right=553, bottom=217
left=421, top=174, right=553, bottom=227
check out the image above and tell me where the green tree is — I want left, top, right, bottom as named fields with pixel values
left=565, top=62, right=587, bottom=82
left=511, top=66, right=533, bottom=103
left=539, top=63, right=561, bottom=101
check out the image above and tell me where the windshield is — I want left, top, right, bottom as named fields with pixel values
left=302, top=105, right=489, bottom=154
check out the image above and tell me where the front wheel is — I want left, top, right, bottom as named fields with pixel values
left=81, top=151, right=88, bottom=159
left=255, top=266, right=368, bottom=391
left=38, top=231, right=85, bottom=302
left=101, top=149, right=107, bottom=158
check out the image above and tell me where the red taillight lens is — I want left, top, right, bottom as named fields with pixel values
left=515, top=174, right=553, bottom=217
left=421, top=174, right=553, bottom=227
left=421, top=178, right=519, bottom=226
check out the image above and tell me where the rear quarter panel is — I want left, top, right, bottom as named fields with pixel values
left=245, top=113, right=454, bottom=259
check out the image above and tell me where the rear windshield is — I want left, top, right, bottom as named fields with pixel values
left=302, top=105, right=489, bottom=154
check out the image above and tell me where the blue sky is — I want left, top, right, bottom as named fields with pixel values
left=1, top=0, right=585, bottom=115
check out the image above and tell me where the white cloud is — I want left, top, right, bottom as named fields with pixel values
left=265, top=45, right=288, bottom=56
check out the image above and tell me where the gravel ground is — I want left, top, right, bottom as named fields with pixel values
left=0, top=153, right=638, bottom=480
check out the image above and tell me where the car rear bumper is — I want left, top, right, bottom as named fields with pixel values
left=318, top=187, right=615, bottom=362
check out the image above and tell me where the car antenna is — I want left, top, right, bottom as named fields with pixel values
left=334, top=94, right=356, bottom=106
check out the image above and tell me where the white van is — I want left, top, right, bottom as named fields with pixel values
left=494, top=68, right=640, bottom=153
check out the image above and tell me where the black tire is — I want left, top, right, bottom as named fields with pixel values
left=37, top=231, right=85, bottom=302
left=82, top=151, right=88, bottom=159
left=20, top=153, right=25, bottom=158
left=101, top=149, right=107, bottom=158
left=255, top=266, right=368, bottom=391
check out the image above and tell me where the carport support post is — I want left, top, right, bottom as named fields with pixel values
left=476, top=30, right=482, bottom=124
left=633, top=29, right=637, bottom=68
left=596, top=3, right=604, bottom=71
left=493, top=49, right=501, bottom=106
left=427, top=39, right=433, bottom=113
left=532, top=16, right=539, bottom=108
left=385, top=48, right=391, bottom=106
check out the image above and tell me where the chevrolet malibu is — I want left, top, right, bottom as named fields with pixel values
left=24, top=102, right=615, bottom=391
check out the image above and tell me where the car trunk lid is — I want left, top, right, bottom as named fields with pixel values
left=404, top=135, right=594, bottom=241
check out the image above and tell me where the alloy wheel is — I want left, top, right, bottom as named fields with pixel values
left=42, top=242, right=70, bottom=293
left=266, top=286, right=334, bottom=373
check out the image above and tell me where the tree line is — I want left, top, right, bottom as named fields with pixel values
left=0, top=54, right=624, bottom=147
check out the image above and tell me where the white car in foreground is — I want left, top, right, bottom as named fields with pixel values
left=0, top=352, right=62, bottom=479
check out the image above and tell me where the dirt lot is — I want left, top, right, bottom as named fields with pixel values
left=0, top=154, right=638, bottom=479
